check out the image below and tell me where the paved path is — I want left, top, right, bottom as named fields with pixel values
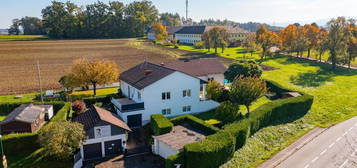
left=260, top=116, right=357, bottom=168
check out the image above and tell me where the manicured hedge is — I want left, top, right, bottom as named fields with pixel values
left=170, top=114, right=220, bottom=135
left=184, top=131, right=235, bottom=168
left=166, top=152, right=185, bottom=168
left=151, top=114, right=173, bottom=135
left=0, top=102, right=29, bottom=114
left=166, top=80, right=314, bottom=168
left=82, top=94, right=119, bottom=105
left=2, top=133, right=40, bottom=155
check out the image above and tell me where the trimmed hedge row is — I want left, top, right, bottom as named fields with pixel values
left=166, top=151, right=185, bottom=168
left=166, top=81, right=314, bottom=168
left=2, top=133, right=39, bottom=155
left=170, top=114, right=220, bottom=135
left=151, top=114, right=173, bottom=135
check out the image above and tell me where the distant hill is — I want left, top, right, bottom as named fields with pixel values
left=193, top=19, right=283, bottom=32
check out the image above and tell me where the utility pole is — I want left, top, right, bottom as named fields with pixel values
left=186, top=0, right=189, bottom=21
left=36, top=60, right=44, bottom=104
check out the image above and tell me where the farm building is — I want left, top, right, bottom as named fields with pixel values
left=152, top=124, right=207, bottom=159
left=147, top=26, right=183, bottom=41
left=0, top=104, right=53, bottom=134
left=73, top=105, right=131, bottom=163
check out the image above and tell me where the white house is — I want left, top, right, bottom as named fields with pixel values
left=174, top=25, right=250, bottom=45
left=73, top=106, right=131, bottom=165
left=147, top=26, right=183, bottom=41
left=111, top=60, right=223, bottom=128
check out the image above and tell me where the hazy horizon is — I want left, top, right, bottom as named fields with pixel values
left=0, top=0, right=356, bottom=28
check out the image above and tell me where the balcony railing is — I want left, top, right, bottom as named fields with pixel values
left=112, top=98, right=145, bottom=113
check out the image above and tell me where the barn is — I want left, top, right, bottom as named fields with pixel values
left=0, top=104, right=53, bottom=134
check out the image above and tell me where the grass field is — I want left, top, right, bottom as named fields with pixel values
left=0, top=35, right=49, bottom=41
left=170, top=44, right=357, bottom=167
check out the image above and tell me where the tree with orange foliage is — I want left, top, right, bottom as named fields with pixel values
left=70, top=58, right=119, bottom=96
left=304, top=24, right=321, bottom=58
left=316, top=28, right=328, bottom=62
left=152, top=22, right=168, bottom=41
left=280, top=24, right=299, bottom=53
left=346, top=20, right=357, bottom=68
left=256, top=25, right=280, bottom=59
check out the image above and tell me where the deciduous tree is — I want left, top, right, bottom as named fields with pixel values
left=280, top=24, right=299, bottom=53
left=242, top=34, right=260, bottom=57
left=159, top=13, right=181, bottom=26
left=229, top=76, right=267, bottom=113
left=204, top=26, right=228, bottom=53
left=38, top=121, right=85, bottom=159
left=304, top=24, right=320, bottom=58
left=224, top=61, right=263, bottom=82
left=152, top=22, right=168, bottom=41
left=71, top=58, right=119, bottom=96
left=256, top=25, right=280, bottom=59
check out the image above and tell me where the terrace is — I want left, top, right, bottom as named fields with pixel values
left=111, top=98, right=145, bottom=113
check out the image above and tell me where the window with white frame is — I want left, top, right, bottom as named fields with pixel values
left=162, top=92, right=171, bottom=100
left=182, top=106, right=191, bottom=112
left=183, top=89, right=191, bottom=97
left=162, top=108, right=172, bottom=115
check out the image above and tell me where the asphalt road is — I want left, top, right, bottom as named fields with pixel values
left=275, top=117, right=357, bottom=168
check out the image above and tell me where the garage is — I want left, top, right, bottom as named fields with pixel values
left=127, top=114, right=142, bottom=128
left=83, top=143, right=102, bottom=160
left=105, top=140, right=123, bottom=157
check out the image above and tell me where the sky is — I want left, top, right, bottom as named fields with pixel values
left=0, top=0, right=356, bottom=28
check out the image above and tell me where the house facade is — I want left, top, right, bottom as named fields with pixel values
left=111, top=61, right=221, bottom=128
left=73, top=106, right=131, bottom=162
left=174, top=25, right=250, bottom=45
left=0, top=104, right=53, bottom=134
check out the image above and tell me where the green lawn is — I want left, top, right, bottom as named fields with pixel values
left=70, top=87, right=119, bottom=97
left=0, top=92, right=36, bottom=103
left=0, top=35, right=49, bottom=41
left=301, top=50, right=357, bottom=67
left=171, top=44, right=357, bottom=167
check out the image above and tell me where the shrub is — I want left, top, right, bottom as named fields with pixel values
left=193, top=41, right=205, bottom=49
left=224, top=60, right=263, bottom=82
left=184, top=131, right=235, bottom=168
left=215, top=101, right=243, bottom=124
left=166, top=152, right=185, bottom=168
left=206, top=80, right=225, bottom=102
left=151, top=114, right=173, bottom=135
left=71, top=100, right=86, bottom=115
left=170, top=115, right=219, bottom=135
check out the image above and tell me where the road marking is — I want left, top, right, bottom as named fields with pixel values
left=339, top=159, right=349, bottom=168
left=336, top=137, right=342, bottom=142
left=311, top=157, right=319, bottom=163
left=329, top=143, right=335, bottom=148
left=320, top=149, right=327, bottom=155
left=343, top=132, right=348, bottom=136
left=348, top=127, right=353, bottom=132
left=304, top=164, right=310, bottom=168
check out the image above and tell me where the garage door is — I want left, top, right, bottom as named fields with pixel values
left=105, top=139, right=123, bottom=157
left=127, top=114, right=142, bottom=128
left=83, top=143, right=102, bottom=160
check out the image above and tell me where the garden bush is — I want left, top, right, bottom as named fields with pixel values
left=151, top=114, right=173, bottom=135
left=215, top=101, right=243, bottom=124
left=170, top=114, right=219, bottom=135
left=193, top=41, right=205, bottom=49
left=224, top=60, right=263, bottom=82
left=184, top=131, right=235, bottom=168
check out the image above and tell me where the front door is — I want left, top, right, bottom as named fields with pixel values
left=127, top=114, right=142, bottom=128
left=104, top=140, right=122, bottom=157
left=83, top=143, right=102, bottom=160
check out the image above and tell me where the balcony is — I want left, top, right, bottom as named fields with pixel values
left=112, top=98, right=144, bottom=113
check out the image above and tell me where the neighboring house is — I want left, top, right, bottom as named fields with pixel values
left=0, top=29, right=8, bottom=35
left=0, top=104, right=53, bottom=134
left=147, top=26, right=183, bottom=41
left=152, top=124, right=207, bottom=159
left=174, top=25, right=250, bottom=45
left=73, top=106, right=131, bottom=161
left=164, top=58, right=227, bottom=85
left=111, top=61, right=220, bottom=128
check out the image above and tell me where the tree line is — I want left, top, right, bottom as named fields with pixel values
left=246, top=17, right=357, bottom=70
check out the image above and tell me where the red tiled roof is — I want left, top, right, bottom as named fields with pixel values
left=164, top=58, right=227, bottom=76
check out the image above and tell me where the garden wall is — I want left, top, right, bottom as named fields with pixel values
left=166, top=80, right=314, bottom=168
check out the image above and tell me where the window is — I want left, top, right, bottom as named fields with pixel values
left=183, top=89, right=191, bottom=97
left=208, top=77, right=214, bottom=81
left=137, top=92, right=141, bottom=100
left=182, top=106, right=192, bottom=112
left=162, top=92, right=171, bottom=100
left=162, top=108, right=172, bottom=115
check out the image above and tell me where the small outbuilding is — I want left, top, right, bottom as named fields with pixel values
left=0, top=104, right=53, bottom=134
left=152, top=124, right=207, bottom=159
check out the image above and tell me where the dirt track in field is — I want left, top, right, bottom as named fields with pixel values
left=0, top=38, right=232, bottom=95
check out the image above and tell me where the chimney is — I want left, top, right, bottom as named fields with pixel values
left=144, top=70, right=153, bottom=75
